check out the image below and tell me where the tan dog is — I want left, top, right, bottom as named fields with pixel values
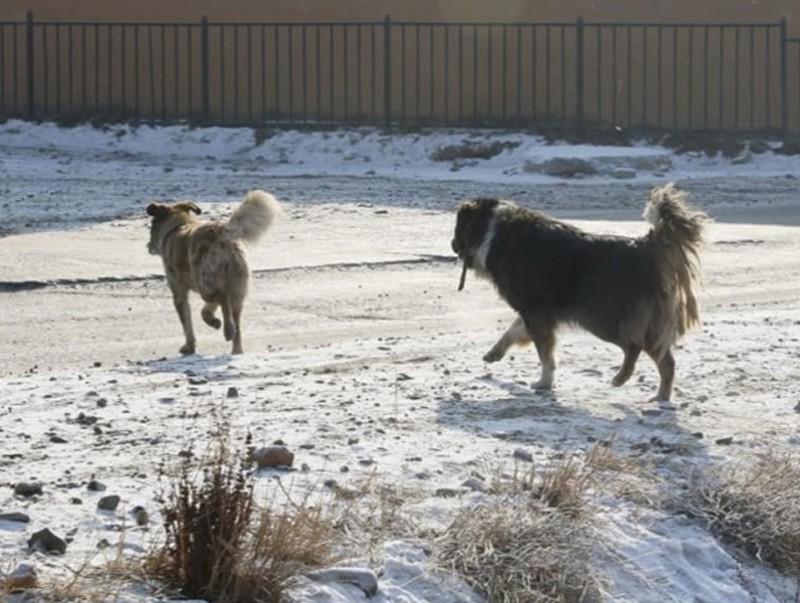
left=147, top=190, right=280, bottom=355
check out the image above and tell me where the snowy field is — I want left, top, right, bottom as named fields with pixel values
left=1, top=121, right=799, bottom=602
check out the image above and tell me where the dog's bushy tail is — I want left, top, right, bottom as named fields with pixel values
left=644, top=183, right=708, bottom=357
left=225, top=190, right=281, bottom=243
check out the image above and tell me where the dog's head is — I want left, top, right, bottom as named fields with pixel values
left=146, top=202, right=201, bottom=255
left=452, top=198, right=504, bottom=290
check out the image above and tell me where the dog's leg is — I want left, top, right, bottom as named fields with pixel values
left=220, top=300, right=237, bottom=343
left=483, top=316, right=531, bottom=363
left=171, top=288, right=196, bottom=355
left=230, top=301, right=244, bottom=355
left=526, top=320, right=556, bottom=390
left=612, top=345, right=642, bottom=387
left=201, top=302, right=221, bottom=329
left=645, top=348, right=675, bottom=401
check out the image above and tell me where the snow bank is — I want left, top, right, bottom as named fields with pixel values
left=1, top=120, right=799, bottom=185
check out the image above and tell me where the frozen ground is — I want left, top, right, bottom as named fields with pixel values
left=1, top=123, right=799, bottom=602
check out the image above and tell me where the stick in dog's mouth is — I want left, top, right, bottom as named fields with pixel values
left=457, top=260, right=468, bottom=291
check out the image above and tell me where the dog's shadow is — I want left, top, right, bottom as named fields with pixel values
left=436, top=374, right=711, bottom=466
left=132, top=353, right=240, bottom=381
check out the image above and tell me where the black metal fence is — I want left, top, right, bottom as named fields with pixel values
left=1, top=12, right=799, bottom=135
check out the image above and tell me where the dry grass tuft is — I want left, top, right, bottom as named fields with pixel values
left=439, top=453, right=602, bottom=603
left=144, top=432, right=335, bottom=603
left=436, top=502, right=597, bottom=603
left=685, top=454, right=800, bottom=575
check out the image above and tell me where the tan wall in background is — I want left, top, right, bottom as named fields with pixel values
left=1, top=1, right=799, bottom=34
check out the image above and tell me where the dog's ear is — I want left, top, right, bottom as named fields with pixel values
left=175, top=202, right=202, bottom=215
left=146, top=203, right=169, bottom=218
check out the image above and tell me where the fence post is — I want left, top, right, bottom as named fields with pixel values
left=779, top=16, right=788, bottom=142
left=26, top=10, right=35, bottom=120
left=201, top=16, right=210, bottom=123
left=383, top=14, right=392, bottom=128
left=575, top=17, right=584, bottom=138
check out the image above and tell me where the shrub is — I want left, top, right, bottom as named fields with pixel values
left=685, top=454, right=800, bottom=575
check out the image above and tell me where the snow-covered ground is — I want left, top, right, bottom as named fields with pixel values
left=1, top=122, right=799, bottom=602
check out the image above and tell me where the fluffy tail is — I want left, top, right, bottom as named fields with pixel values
left=644, top=183, right=708, bottom=357
left=225, top=190, right=281, bottom=243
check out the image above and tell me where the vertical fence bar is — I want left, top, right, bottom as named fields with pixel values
left=68, top=25, right=73, bottom=115
left=460, top=25, right=465, bottom=123
left=82, top=25, right=87, bottom=116
left=445, top=25, right=450, bottom=123
left=372, top=24, right=377, bottom=121
left=780, top=17, right=788, bottom=139
left=316, top=25, right=321, bottom=121
left=575, top=17, right=584, bottom=136
left=488, top=26, right=493, bottom=120
left=249, top=24, right=254, bottom=122
left=766, top=27, right=772, bottom=127
left=641, top=27, right=647, bottom=131
left=133, top=25, right=139, bottom=119
left=356, top=24, right=361, bottom=120
left=531, top=25, right=537, bottom=126
left=688, top=27, right=693, bottom=129
left=327, top=25, right=333, bottom=120
left=560, top=25, right=566, bottom=125
left=14, top=24, right=20, bottom=114
left=148, top=26, right=155, bottom=118
left=733, top=27, right=739, bottom=129
left=750, top=27, right=755, bottom=129
left=26, top=11, right=34, bottom=118
left=501, top=25, right=506, bottom=123
left=233, top=25, right=239, bottom=122
left=672, top=26, right=678, bottom=129
left=341, top=25, right=347, bottom=121
left=703, top=26, right=709, bottom=129
left=301, top=25, right=307, bottom=122
left=596, top=26, right=602, bottom=122
left=42, top=25, right=49, bottom=115
left=612, top=25, right=618, bottom=126
left=415, top=25, right=420, bottom=121
left=718, top=26, right=724, bottom=130
left=121, top=26, right=127, bottom=118
left=627, top=27, right=632, bottom=128
left=545, top=26, right=550, bottom=120
left=473, top=25, right=478, bottom=123
left=657, top=26, right=662, bottom=129
left=187, top=27, right=193, bottom=117
left=200, top=17, right=209, bottom=122
left=0, top=26, right=5, bottom=114
left=400, top=24, right=405, bottom=121
left=515, top=25, right=521, bottom=123
left=108, top=26, right=113, bottom=115
left=383, top=15, right=391, bottom=127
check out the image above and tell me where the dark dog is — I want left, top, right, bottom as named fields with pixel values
left=147, top=190, right=280, bottom=355
left=451, top=184, right=707, bottom=401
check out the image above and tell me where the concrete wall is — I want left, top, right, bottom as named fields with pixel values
left=1, top=1, right=798, bottom=34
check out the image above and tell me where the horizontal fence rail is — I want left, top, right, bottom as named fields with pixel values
left=1, top=12, right=799, bottom=136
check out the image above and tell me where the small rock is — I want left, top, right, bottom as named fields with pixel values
left=14, top=482, right=42, bottom=497
left=69, top=497, right=83, bottom=505
left=299, top=443, right=315, bottom=450
left=306, top=567, right=379, bottom=597
left=134, top=508, right=149, bottom=526
left=97, top=538, right=111, bottom=549
left=512, top=448, right=533, bottom=462
left=0, top=512, right=30, bottom=523
left=49, top=435, right=68, bottom=444
left=347, top=437, right=360, bottom=445
left=435, top=488, right=460, bottom=498
left=691, top=432, right=704, bottom=439
left=462, top=477, right=489, bottom=493
left=28, top=528, right=67, bottom=554
left=794, top=401, right=800, bottom=413
left=358, top=458, right=375, bottom=466
left=3, top=563, right=38, bottom=592
left=87, top=480, right=106, bottom=492
left=250, top=445, right=294, bottom=468
left=641, top=409, right=662, bottom=417
left=98, top=495, right=121, bottom=511
left=227, top=386, right=239, bottom=398
left=96, top=398, right=108, bottom=408
left=715, top=437, right=734, bottom=446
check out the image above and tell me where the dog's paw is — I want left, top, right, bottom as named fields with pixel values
left=204, top=317, right=222, bottom=329
left=611, top=374, right=627, bottom=387
left=179, top=343, right=196, bottom=355
left=531, top=379, right=553, bottom=391
left=482, top=347, right=505, bottom=363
